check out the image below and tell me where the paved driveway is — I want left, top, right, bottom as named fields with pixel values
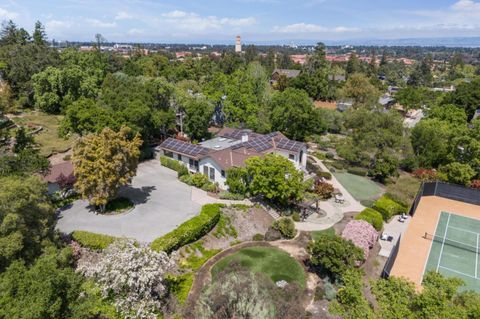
left=56, top=160, right=202, bottom=243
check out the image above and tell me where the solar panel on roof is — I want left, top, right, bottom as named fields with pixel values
left=160, top=138, right=208, bottom=156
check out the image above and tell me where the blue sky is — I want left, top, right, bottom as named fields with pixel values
left=1, top=0, right=480, bottom=43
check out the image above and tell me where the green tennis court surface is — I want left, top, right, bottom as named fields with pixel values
left=424, top=211, right=480, bottom=292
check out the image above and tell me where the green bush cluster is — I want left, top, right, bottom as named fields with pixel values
left=291, top=212, right=301, bottom=222
left=373, top=196, right=407, bottom=221
left=219, top=191, right=245, bottom=200
left=71, top=231, right=118, bottom=250
left=329, top=161, right=346, bottom=170
left=252, top=233, right=264, bottom=241
left=151, top=204, right=223, bottom=253
left=317, top=171, right=332, bottom=180
left=272, top=217, right=297, bottom=239
left=160, top=155, right=184, bottom=172
left=355, top=208, right=383, bottom=231
left=180, top=173, right=217, bottom=192
left=347, top=167, right=368, bottom=176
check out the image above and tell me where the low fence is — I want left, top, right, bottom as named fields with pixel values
left=409, top=181, right=480, bottom=216
left=381, top=235, right=401, bottom=278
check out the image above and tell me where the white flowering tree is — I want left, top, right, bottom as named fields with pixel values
left=77, top=239, right=174, bottom=319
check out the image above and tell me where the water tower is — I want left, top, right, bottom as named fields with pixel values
left=235, top=35, right=242, bottom=53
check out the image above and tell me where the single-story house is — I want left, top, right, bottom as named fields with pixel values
left=337, top=100, right=354, bottom=112
left=43, top=161, right=74, bottom=194
left=157, top=128, right=307, bottom=189
left=270, top=69, right=301, bottom=84
left=328, top=74, right=346, bottom=82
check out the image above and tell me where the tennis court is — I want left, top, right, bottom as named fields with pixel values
left=424, top=211, right=480, bottom=292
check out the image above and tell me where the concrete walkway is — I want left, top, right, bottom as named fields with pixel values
left=294, top=156, right=365, bottom=231
left=190, top=187, right=253, bottom=206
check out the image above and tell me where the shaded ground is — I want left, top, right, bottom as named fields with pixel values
left=56, top=160, right=201, bottom=242
left=332, top=171, right=384, bottom=202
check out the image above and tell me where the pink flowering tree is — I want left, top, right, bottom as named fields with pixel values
left=341, top=220, right=378, bottom=260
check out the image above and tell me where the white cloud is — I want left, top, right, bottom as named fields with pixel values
left=273, top=23, right=359, bottom=33
left=87, top=19, right=116, bottom=28
left=115, top=11, right=134, bottom=20
left=0, top=7, right=18, bottom=20
left=127, top=28, right=143, bottom=35
left=155, top=10, right=256, bottom=33
left=46, top=20, right=73, bottom=30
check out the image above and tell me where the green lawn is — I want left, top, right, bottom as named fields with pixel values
left=11, top=111, right=75, bottom=156
left=211, top=246, right=306, bottom=288
left=310, top=227, right=336, bottom=241
left=333, top=171, right=383, bottom=202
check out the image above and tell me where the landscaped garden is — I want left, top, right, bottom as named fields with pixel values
left=10, top=111, right=75, bottom=156
left=211, top=246, right=306, bottom=288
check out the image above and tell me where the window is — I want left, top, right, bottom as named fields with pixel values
left=164, top=151, right=173, bottom=158
left=221, top=170, right=225, bottom=178
left=209, top=167, right=215, bottom=181
left=289, top=154, right=295, bottom=160
left=203, top=166, right=209, bottom=176
left=299, top=150, right=304, bottom=163
left=177, top=154, right=182, bottom=161
left=189, top=158, right=194, bottom=168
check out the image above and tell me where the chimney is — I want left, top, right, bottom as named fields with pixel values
left=241, top=133, right=248, bottom=143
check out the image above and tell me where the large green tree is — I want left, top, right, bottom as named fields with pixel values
left=245, top=154, right=305, bottom=206
left=0, top=175, right=53, bottom=270
left=270, top=88, right=321, bottom=141
left=340, top=73, right=380, bottom=109
left=73, top=126, right=142, bottom=212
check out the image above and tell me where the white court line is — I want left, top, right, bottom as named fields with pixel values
left=439, top=265, right=480, bottom=281
left=437, top=213, right=451, bottom=272
left=448, top=225, right=480, bottom=236
left=421, top=212, right=443, bottom=283
left=477, top=234, right=479, bottom=278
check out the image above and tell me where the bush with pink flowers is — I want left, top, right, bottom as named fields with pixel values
left=341, top=220, right=378, bottom=260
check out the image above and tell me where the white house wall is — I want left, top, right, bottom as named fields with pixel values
left=199, top=157, right=227, bottom=189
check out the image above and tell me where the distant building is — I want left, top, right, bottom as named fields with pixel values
left=337, top=100, right=353, bottom=112
left=157, top=128, right=307, bottom=189
left=314, top=101, right=337, bottom=110
left=235, top=35, right=242, bottom=53
left=431, top=85, right=456, bottom=93
left=473, top=109, right=480, bottom=121
left=270, top=69, right=301, bottom=84
left=379, top=95, right=396, bottom=108
left=176, top=51, right=192, bottom=59
left=328, top=74, right=346, bottom=82
left=290, top=54, right=307, bottom=65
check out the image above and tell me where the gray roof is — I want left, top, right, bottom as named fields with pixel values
left=272, top=69, right=301, bottom=78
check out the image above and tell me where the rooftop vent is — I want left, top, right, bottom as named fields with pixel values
left=214, top=145, right=221, bottom=149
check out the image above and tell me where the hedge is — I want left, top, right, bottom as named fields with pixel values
left=151, top=204, right=223, bottom=253
left=317, top=171, right=332, bottom=180
left=373, top=196, right=407, bottom=221
left=160, top=155, right=183, bottom=171
left=347, top=167, right=368, bottom=177
left=355, top=208, right=383, bottom=231
left=219, top=191, right=245, bottom=200
left=71, top=231, right=118, bottom=250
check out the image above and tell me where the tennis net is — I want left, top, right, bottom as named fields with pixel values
left=424, top=232, right=479, bottom=254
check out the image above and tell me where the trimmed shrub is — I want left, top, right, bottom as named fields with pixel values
left=355, top=208, right=383, bottom=231
left=317, top=171, right=332, bottom=180
left=291, top=212, right=301, bottom=222
left=219, top=191, right=245, bottom=200
left=252, top=233, right=264, bottom=241
left=373, top=196, right=407, bottom=221
left=71, top=231, right=117, bottom=250
left=190, top=173, right=210, bottom=188
left=314, top=181, right=334, bottom=199
left=160, top=155, right=184, bottom=172
left=151, top=204, right=223, bottom=253
left=177, top=165, right=189, bottom=178
left=272, top=217, right=297, bottom=239
left=347, top=167, right=368, bottom=176
left=330, top=161, right=345, bottom=170
left=326, top=152, right=335, bottom=159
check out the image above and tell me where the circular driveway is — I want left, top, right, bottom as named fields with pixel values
left=56, top=160, right=202, bottom=243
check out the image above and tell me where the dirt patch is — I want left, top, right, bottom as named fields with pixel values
left=49, top=149, right=72, bottom=165
left=332, top=211, right=358, bottom=234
